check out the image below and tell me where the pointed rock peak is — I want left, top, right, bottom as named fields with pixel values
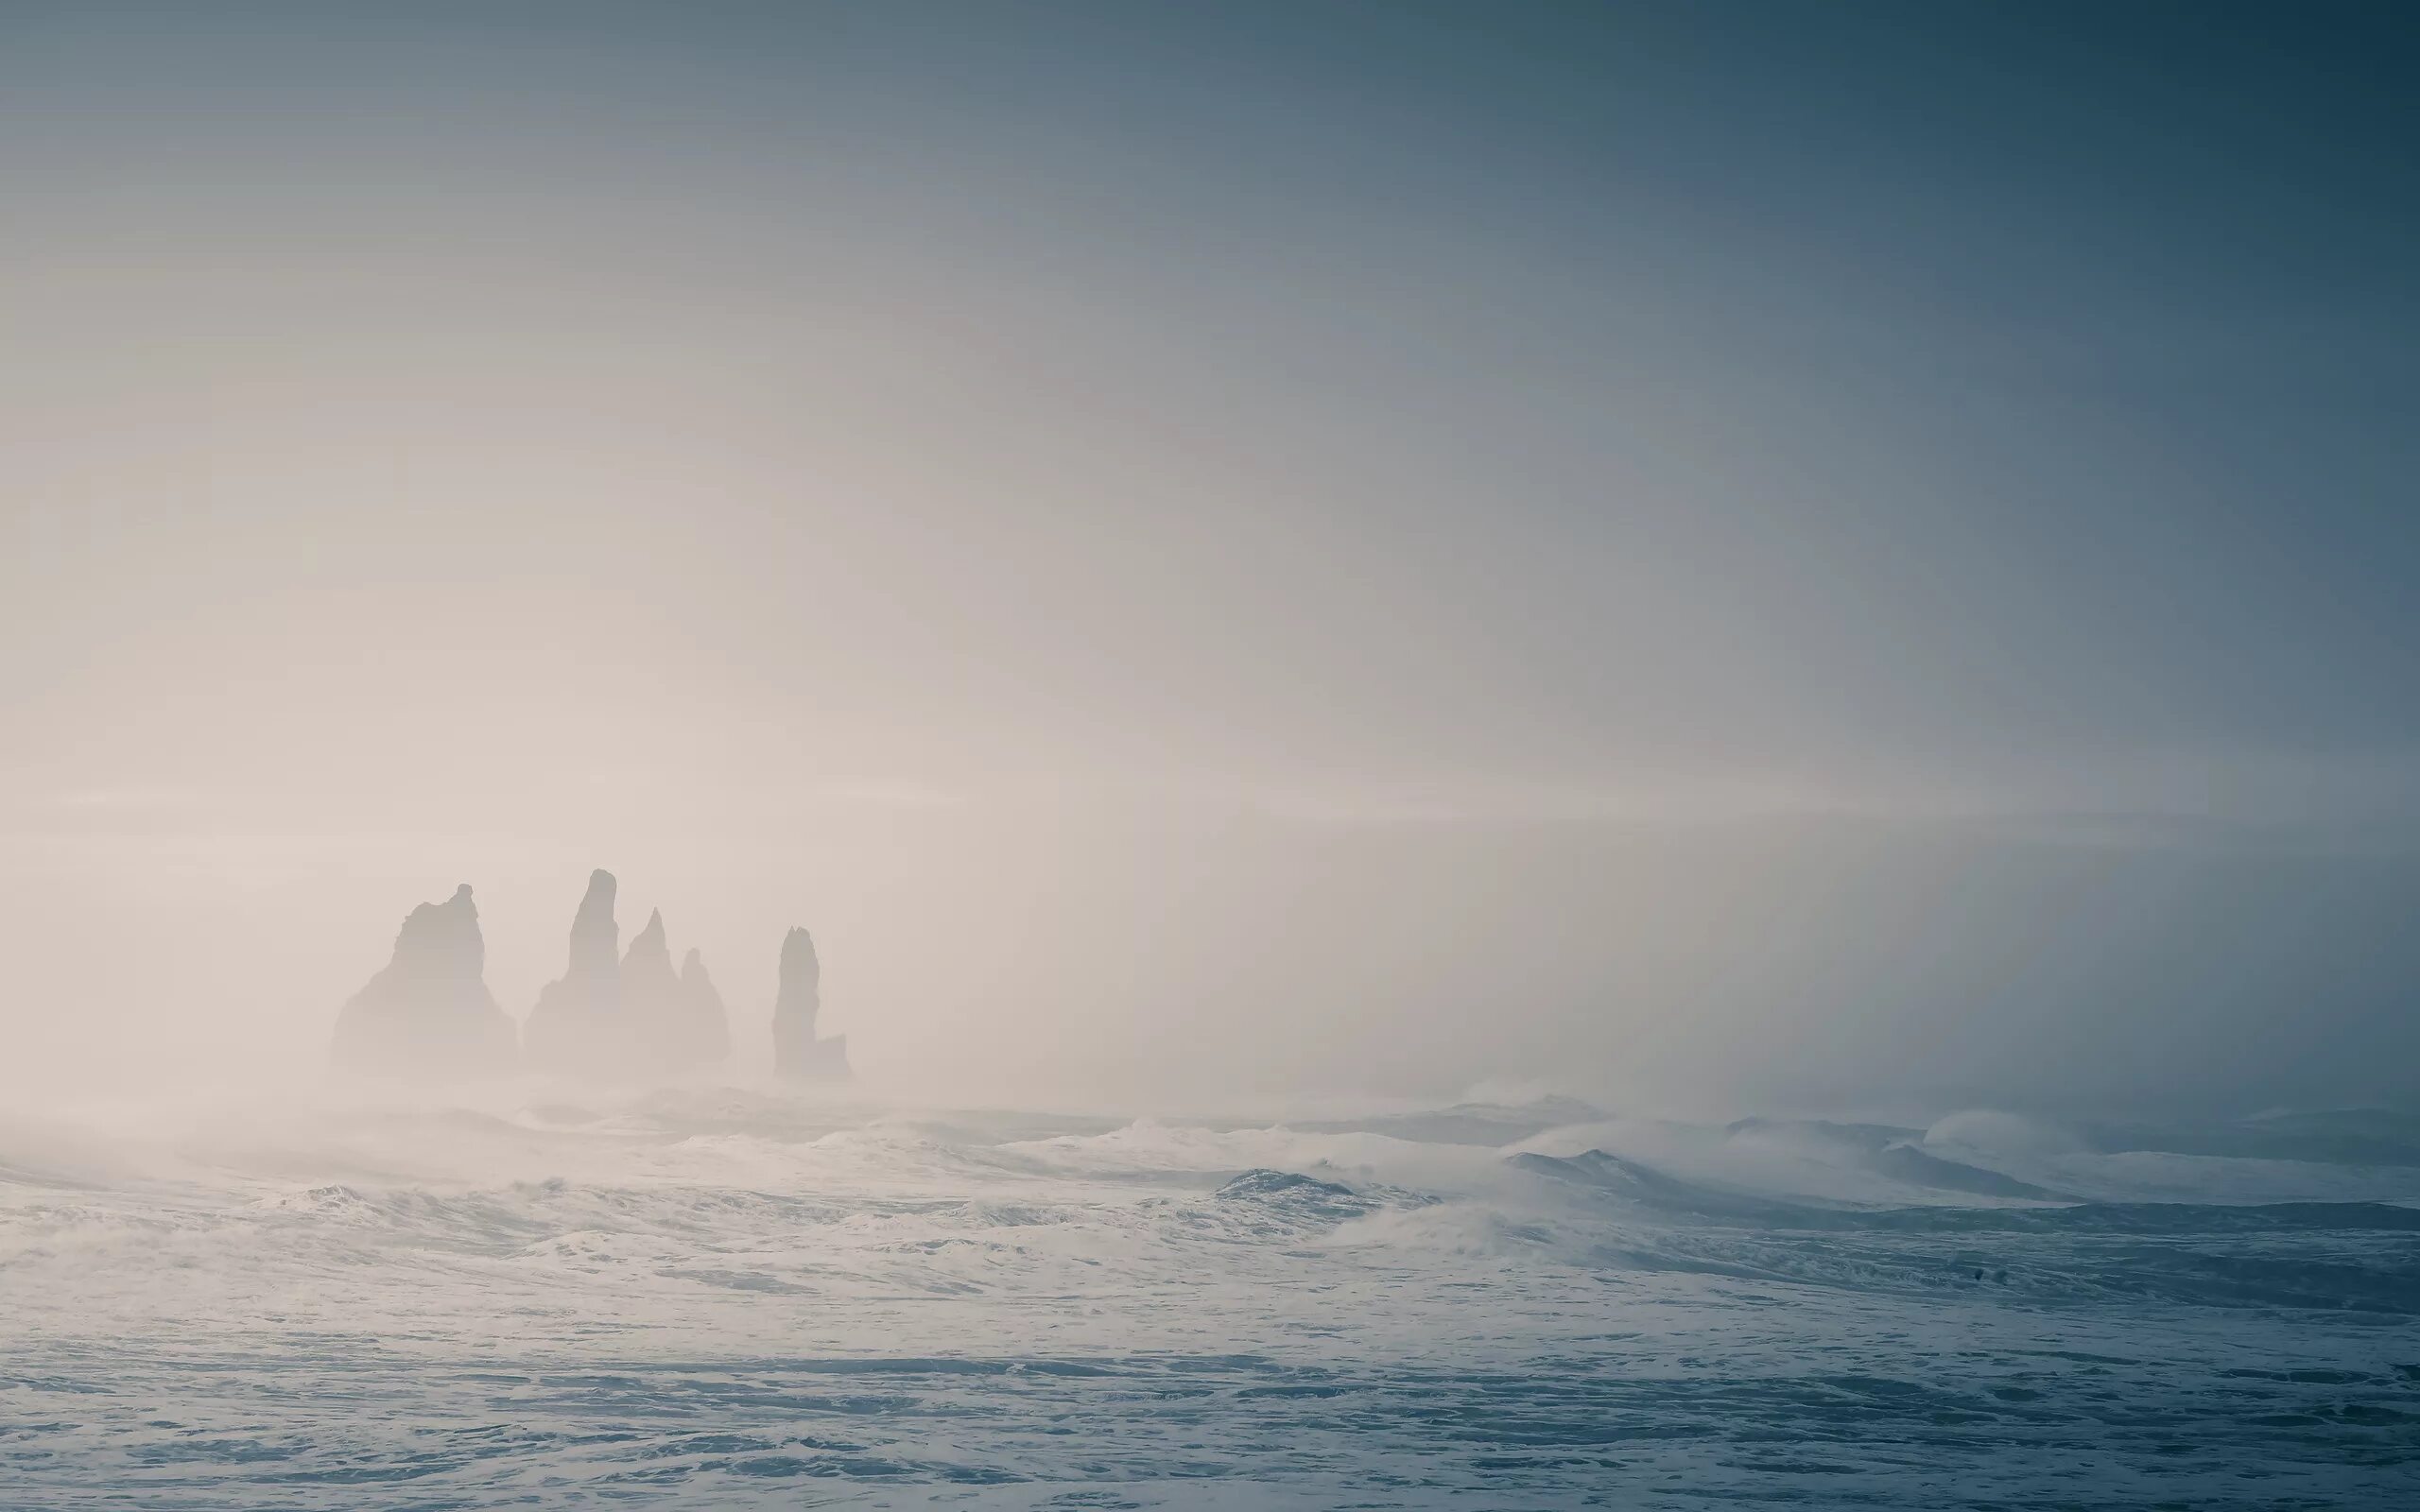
left=773, top=923, right=822, bottom=1051
left=623, top=906, right=671, bottom=968
left=771, top=924, right=842, bottom=1081
left=332, top=882, right=514, bottom=1082
left=780, top=926, right=819, bottom=978
left=415, top=887, right=472, bottom=932
left=394, top=885, right=483, bottom=969
left=680, top=947, right=721, bottom=1010
left=565, top=868, right=619, bottom=977
left=578, top=869, right=617, bottom=918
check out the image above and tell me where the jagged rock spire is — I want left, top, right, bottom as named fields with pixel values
left=526, top=873, right=729, bottom=1080
left=772, top=925, right=850, bottom=1083
left=621, top=905, right=725, bottom=1071
left=679, top=947, right=731, bottom=1067
left=776, top=927, right=820, bottom=1038
left=524, top=868, right=626, bottom=1078
left=567, top=868, right=619, bottom=979
left=331, top=883, right=517, bottom=1080
left=625, top=907, right=671, bottom=971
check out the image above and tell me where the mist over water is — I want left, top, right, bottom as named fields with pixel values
left=8, top=1085, right=2420, bottom=1506
left=7, top=1, right=2420, bottom=1505
left=11, top=851, right=2411, bottom=1504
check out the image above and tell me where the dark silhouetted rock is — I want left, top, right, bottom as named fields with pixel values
left=523, top=871, right=730, bottom=1081
left=619, top=906, right=682, bottom=1036
left=522, top=868, right=625, bottom=1079
left=774, top=927, right=818, bottom=1032
left=331, top=884, right=518, bottom=1080
left=617, top=908, right=730, bottom=1073
left=566, top=867, right=618, bottom=977
left=771, top=925, right=851, bottom=1082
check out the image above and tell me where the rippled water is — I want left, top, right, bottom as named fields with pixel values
left=5, top=1092, right=2418, bottom=1507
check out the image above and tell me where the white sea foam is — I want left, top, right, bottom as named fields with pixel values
left=4, top=1091, right=2415, bottom=1507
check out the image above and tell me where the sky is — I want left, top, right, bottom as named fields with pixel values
left=3, top=2, right=2416, bottom=1114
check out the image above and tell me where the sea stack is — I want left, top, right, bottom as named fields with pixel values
left=331, top=884, right=518, bottom=1079
left=618, top=906, right=682, bottom=1051
left=619, top=907, right=731, bottom=1073
left=522, top=868, right=625, bottom=1078
left=771, top=926, right=851, bottom=1081
left=679, top=948, right=732, bottom=1068
left=521, top=869, right=731, bottom=1080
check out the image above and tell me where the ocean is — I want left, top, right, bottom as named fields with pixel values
left=5, top=1091, right=2417, bottom=1507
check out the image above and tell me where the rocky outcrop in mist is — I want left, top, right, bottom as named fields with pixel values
left=328, top=868, right=791, bottom=1088
left=771, top=925, right=852, bottom=1082
left=620, top=907, right=731, bottom=1073
left=618, top=905, right=682, bottom=1049
left=679, top=948, right=732, bottom=1067
left=522, top=869, right=732, bottom=1081
left=522, top=868, right=626, bottom=1079
left=330, top=884, right=518, bottom=1079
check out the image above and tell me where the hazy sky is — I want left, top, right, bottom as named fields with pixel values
left=4, top=3, right=2416, bottom=1113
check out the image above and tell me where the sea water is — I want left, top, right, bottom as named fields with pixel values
left=5, top=1092, right=2416, bottom=1507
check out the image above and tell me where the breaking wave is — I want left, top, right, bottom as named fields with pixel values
left=5, top=1091, right=2417, bottom=1506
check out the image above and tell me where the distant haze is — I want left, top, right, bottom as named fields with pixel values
left=4, top=3, right=2416, bottom=1115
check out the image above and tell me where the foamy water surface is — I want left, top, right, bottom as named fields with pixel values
left=5, top=1091, right=2417, bottom=1507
